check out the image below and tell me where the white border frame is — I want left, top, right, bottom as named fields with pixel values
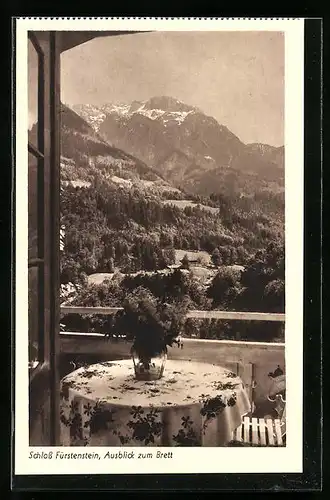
left=15, top=17, right=304, bottom=475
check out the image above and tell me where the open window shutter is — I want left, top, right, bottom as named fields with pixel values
left=28, top=31, right=61, bottom=446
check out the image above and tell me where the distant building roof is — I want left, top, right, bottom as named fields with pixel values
left=180, top=255, right=200, bottom=263
left=227, top=265, right=245, bottom=272
left=87, top=273, right=114, bottom=285
left=62, top=180, right=91, bottom=188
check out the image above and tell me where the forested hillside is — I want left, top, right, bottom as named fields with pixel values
left=60, top=102, right=285, bottom=342
left=60, top=179, right=284, bottom=281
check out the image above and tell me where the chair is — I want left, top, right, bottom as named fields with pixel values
left=231, top=375, right=286, bottom=447
left=231, top=412, right=285, bottom=446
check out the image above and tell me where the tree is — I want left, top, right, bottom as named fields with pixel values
left=211, top=247, right=222, bottom=267
left=207, top=267, right=241, bottom=308
left=163, top=248, right=176, bottom=266
left=263, top=279, right=285, bottom=313
left=218, top=246, right=231, bottom=265
left=181, top=254, right=190, bottom=270
left=165, top=269, right=189, bottom=300
left=230, top=246, right=238, bottom=264
left=237, top=245, right=248, bottom=264
left=159, top=232, right=173, bottom=248
left=236, top=242, right=285, bottom=313
left=107, top=257, right=115, bottom=273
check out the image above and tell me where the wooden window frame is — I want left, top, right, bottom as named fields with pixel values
left=28, top=31, right=46, bottom=373
left=28, top=31, right=61, bottom=445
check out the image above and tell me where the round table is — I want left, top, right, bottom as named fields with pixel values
left=60, top=359, right=251, bottom=447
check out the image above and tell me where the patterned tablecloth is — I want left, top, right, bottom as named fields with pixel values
left=60, top=359, right=251, bottom=447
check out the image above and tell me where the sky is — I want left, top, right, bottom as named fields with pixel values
left=57, top=31, right=284, bottom=146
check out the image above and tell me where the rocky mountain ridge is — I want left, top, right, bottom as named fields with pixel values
left=72, top=96, right=284, bottom=195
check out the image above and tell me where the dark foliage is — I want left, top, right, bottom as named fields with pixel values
left=113, top=287, right=188, bottom=361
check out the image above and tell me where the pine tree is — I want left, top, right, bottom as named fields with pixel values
left=181, top=254, right=190, bottom=270
left=211, top=247, right=222, bottom=267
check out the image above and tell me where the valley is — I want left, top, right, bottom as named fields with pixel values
left=58, top=97, right=285, bottom=342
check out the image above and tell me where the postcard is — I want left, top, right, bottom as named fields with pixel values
left=14, top=17, right=304, bottom=476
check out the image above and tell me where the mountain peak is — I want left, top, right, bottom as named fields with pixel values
left=143, top=96, right=195, bottom=113
left=71, top=98, right=284, bottom=194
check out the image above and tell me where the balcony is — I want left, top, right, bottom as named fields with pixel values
left=59, top=306, right=285, bottom=418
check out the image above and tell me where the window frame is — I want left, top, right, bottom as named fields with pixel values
left=27, top=30, right=61, bottom=445
left=28, top=31, right=46, bottom=373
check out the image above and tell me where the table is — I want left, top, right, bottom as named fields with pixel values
left=60, top=359, right=251, bottom=447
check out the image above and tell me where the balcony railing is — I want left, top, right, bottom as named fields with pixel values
left=59, top=306, right=285, bottom=414
left=60, top=306, right=285, bottom=322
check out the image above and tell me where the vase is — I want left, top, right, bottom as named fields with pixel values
left=131, top=348, right=167, bottom=381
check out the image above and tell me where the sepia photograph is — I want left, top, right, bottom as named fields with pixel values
left=16, top=17, right=304, bottom=476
